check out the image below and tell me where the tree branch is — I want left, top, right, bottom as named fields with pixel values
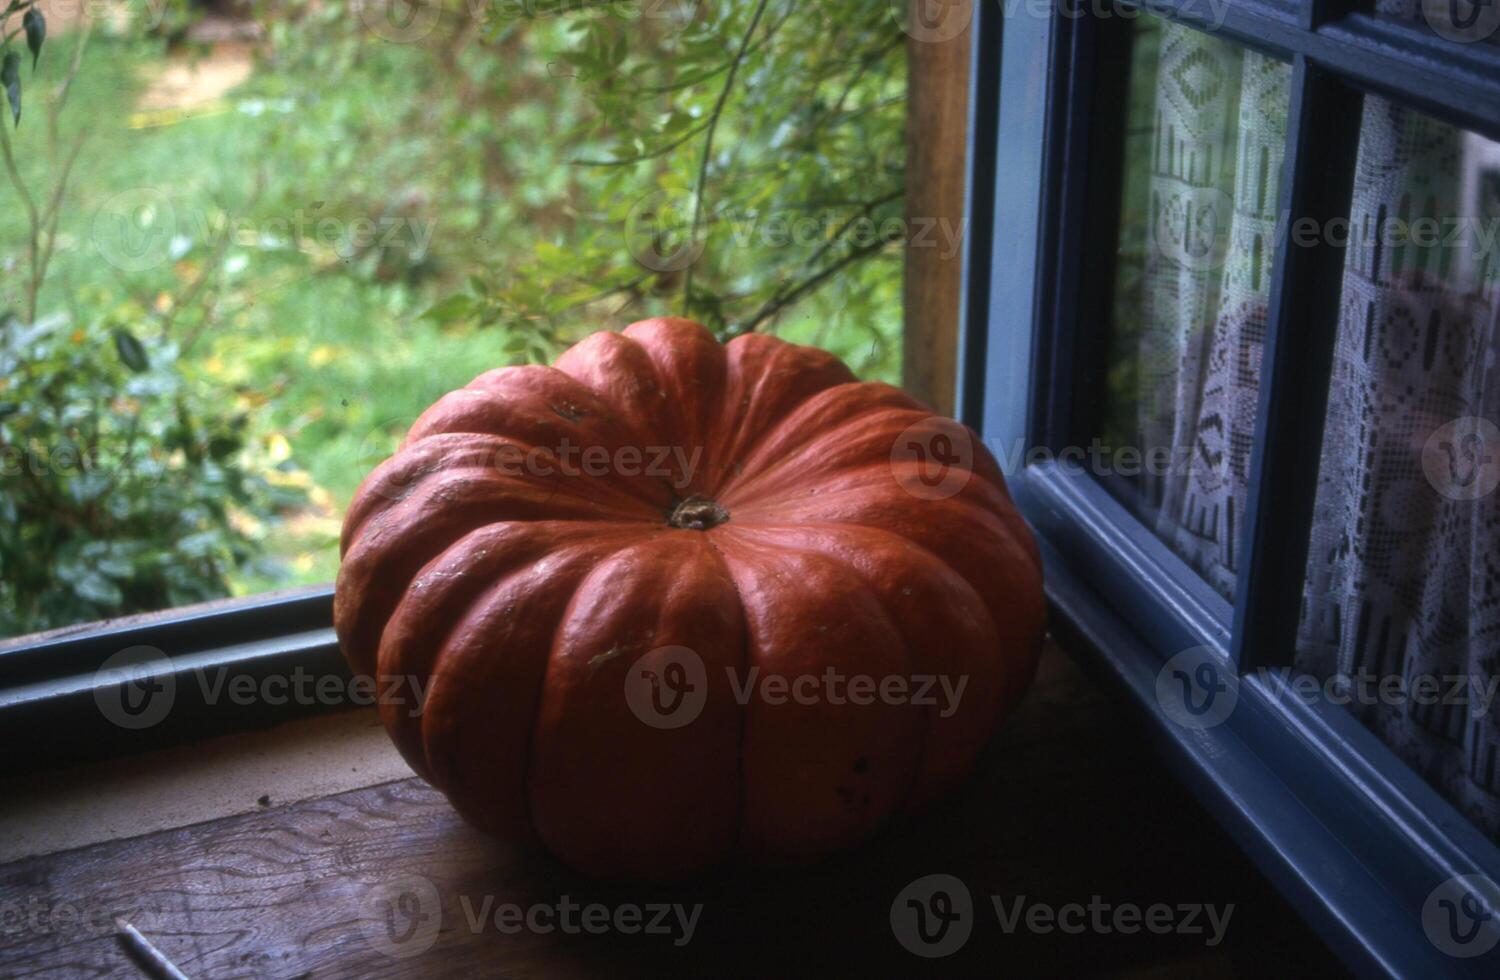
left=737, top=233, right=897, bottom=335
left=680, top=0, right=771, bottom=317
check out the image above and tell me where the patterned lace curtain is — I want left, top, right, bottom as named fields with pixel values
left=1292, top=7, right=1500, bottom=834
left=1134, top=25, right=1289, bottom=600
left=1134, top=11, right=1500, bottom=837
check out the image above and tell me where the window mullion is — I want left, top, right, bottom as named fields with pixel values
left=1230, top=57, right=1362, bottom=672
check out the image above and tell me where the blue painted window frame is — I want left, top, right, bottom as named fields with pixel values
left=961, top=0, right=1500, bottom=975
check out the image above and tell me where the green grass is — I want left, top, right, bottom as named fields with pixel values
left=3, top=32, right=524, bottom=594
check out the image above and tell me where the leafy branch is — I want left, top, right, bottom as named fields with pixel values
left=680, top=0, right=770, bottom=316
left=0, top=9, right=83, bottom=325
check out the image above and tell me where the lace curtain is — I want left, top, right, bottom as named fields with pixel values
left=1133, top=25, right=1289, bottom=600
left=1126, top=17, right=1500, bottom=837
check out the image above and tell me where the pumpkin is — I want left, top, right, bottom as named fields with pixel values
left=335, top=317, right=1043, bottom=876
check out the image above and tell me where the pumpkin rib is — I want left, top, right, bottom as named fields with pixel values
left=703, top=333, right=857, bottom=492
left=696, top=525, right=754, bottom=871
left=724, top=482, right=1046, bottom=697
left=341, top=432, right=662, bottom=555
left=713, top=524, right=940, bottom=821
left=377, top=521, right=648, bottom=782
left=337, top=466, right=655, bottom=675
left=710, top=530, right=923, bottom=863
left=401, top=379, right=679, bottom=510
left=717, top=381, right=921, bottom=497
left=619, top=319, right=730, bottom=488
left=420, top=530, right=652, bottom=842
left=718, top=521, right=1027, bottom=810
left=526, top=531, right=746, bottom=876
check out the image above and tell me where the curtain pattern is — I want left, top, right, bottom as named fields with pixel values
left=1134, top=25, right=1288, bottom=600
left=1128, top=8, right=1500, bottom=837
left=1293, top=95, right=1500, bottom=838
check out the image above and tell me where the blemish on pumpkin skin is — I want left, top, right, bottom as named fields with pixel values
left=550, top=402, right=585, bottom=423
left=588, top=644, right=628, bottom=670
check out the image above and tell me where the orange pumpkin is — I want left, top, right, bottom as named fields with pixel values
left=335, top=318, right=1043, bottom=876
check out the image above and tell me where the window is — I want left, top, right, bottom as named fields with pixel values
left=0, top=3, right=909, bottom=644
left=967, top=0, right=1500, bottom=973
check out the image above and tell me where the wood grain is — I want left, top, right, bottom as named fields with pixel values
left=0, top=646, right=1346, bottom=978
left=902, top=0, right=973, bottom=416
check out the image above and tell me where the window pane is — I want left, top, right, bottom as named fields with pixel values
left=1094, top=16, right=1292, bottom=599
left=1296, top=97, right=1500, bottom=837
left=0, top=7, right=908, bottom=641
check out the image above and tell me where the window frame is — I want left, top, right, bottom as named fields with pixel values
left=962, top=0, right=1500, bottom=975
left=0, top=1, right=1496, bottom=971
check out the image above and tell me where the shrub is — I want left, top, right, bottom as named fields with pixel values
left=0, top=308, right=305, bottom=635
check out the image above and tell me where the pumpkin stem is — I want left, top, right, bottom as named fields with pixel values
left=668, top=495, right=730, bottom=531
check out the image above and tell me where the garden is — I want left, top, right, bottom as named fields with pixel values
left=0, top=0, right=907, bottom=636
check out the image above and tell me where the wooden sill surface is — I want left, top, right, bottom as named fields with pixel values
left=0, top=642, right=1346, bottom=978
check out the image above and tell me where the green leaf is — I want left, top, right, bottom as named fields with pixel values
left=22, top=8, right=43, bottom=70
left=2, top=52, right=20, bottom=127
left=112, top=328, right=149, bottom=373
left=420, top=294, right=475, bottom=323
left=73, top=571, right=123, bottom=606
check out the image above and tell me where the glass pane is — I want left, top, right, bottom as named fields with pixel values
left=1297, top=97, right=1500, bottom=837
left=0, top=5, right=908, bottom=640
left=1094, top=15, right=1292, bottom=599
